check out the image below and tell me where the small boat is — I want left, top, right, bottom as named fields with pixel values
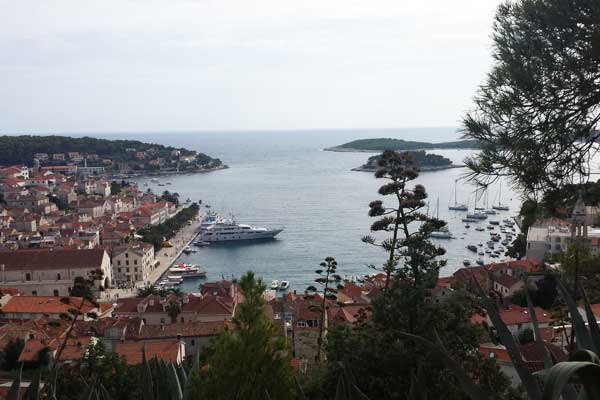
left=185, top=198, right=192, bottom=204
left=463, top=259, right=471, bottom=266
left=158, top=183, right=165, bottom=187
left=183, top=246, right=192, bottom=254
left=166, top=276, right=184, bottom=284
left=166, top=182, right=172, bottom=185
left=205, top=204, right=211, bottom=208
left=484, top=209, right=497, bottom=215
left=476, top=259, right=485, bottom=265
left=279, top=281, right=290, bottom=290
left=467, top=245, right=478, bottom=252
left=475, top=227, right=485, bottom=232
left=464, top=224, right=470, bottom=228
left=487, top=225, right=495, bottom=230
left=271, top=280, right=280, bottom=290
left=194, top=241, right=211, bottom=247
left=467, top=212, right=487, bottom=220
left=151, top=178, right=159, bottom=183
left=501, top=240, right=509, bottom=246
left=492, top=235, right=500, bottom=242
left=462, top=218, right=477, bottom=223
left=485, top=249, right=492, bottom=254
left=143, top=183, right=148, bottom=186
left=478, top=242, right=483, bottom=247
left=489, top=220, right=500, bottom=225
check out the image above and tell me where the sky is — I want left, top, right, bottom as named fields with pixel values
left=0, top=0, right=502, bottom=133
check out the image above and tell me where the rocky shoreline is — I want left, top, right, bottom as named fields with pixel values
left=109, top=164, right=228, bottom=180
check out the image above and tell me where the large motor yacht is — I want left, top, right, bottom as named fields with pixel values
left=200, top=217, right=283, bottom=242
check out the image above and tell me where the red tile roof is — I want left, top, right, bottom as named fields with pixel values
left=498, top=305, right=552, bottom=326
left=3, top=296, right=97, bottom=316
left=138, top=321, right=233, bottom=339
left=0, top=249, right=107, bottom=270
left=494, top=274, right=521, bottom=289
left=115, top=339, right=182, bottom=365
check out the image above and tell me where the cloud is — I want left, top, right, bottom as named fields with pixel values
left=0, top=0, right=500, bottom=132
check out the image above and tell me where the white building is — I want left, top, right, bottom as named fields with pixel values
left=0, top=249, right=112, bottom=297
left=112, top=243, right=156, bottom=283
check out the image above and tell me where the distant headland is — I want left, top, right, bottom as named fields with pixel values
left=351, top=150, right=464, bottom=172
left=0, top=135, right=226, bottom=176
left=324, top=137, right=481, bottom=152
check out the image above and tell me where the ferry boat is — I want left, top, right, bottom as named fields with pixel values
left=200, top=217, right=283, bottom=242
left=168, top=263, right=206, bottom=278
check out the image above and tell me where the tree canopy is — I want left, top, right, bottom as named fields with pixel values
left=462, top=0, right=600, bottom=198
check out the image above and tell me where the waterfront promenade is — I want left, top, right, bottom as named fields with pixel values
left=104, top=216, right=203, bottom=301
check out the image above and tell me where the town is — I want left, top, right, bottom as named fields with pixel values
left=0, top=147, right=599, bottom=392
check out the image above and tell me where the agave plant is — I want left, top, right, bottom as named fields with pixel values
left=5, top=348, right=201, bottom=400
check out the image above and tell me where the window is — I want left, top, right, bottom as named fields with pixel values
left=125, top=253, right=129, bottom=258
left=180, top=317, right=184, bottom=323
left=53, top=289, right=59, bottom=296
left=191, top=339, right=195, bottom=346
left=25, top=273, right=31, bottom=281
left=118, top=268, right=121, bottom=273
left=126, top=260, right=129, bottom=266
left=134, top=260, right=138, bottom=265
left=117, top=260, right=121, bottom=266
left=134, top=268, right=138, bottom=272
left=32, top=290, right=37, bottom=296
left=126, top=268, right=130, bottom=273
left=160, top=318, right=165, bottom=324
left=56, top=273, right=61, bottom=280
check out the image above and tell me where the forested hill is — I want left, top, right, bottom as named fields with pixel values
left=0, top=135, right=221, bottom=166
left=353, top=150, right=459, bottom=172
left=325, top=138, right=481, bottom=152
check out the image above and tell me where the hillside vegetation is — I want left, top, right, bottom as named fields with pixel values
left=0, top=135, right=219, bottom=166
left=329, top=137, right=480, bottom=151
left=357, top=150, right=454, bottom=171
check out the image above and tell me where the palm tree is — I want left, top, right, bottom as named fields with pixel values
left=165, top=299, right=182, bottom=323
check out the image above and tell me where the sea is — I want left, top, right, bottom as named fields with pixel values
left=77, top=128, right=522, bottom=293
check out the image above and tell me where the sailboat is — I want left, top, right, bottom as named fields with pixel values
left=492, top=181, right=510, bottom=211
left=484, top=190, right=497, bottom=214
left=431, top=198, right=453, bottom=239
left=448, top=179, right=468, bottom=211
left=466, top=185, right=488, bottom=220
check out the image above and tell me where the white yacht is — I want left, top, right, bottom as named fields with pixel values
left=271, top=280, right=280, bottom=290
left=168, top=263, right=206, bottom=278
left=200, top=217, right=283, bottom=242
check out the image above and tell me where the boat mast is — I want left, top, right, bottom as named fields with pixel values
left=454, top=179, right=458, bottom=206
left=498, top=181, right=502, bottom=207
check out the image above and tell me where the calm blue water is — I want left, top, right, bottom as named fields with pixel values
left=79, top=129, right=521, bottom=293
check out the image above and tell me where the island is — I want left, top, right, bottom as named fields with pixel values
left=325, top=137, right=480, bottom=152
left=352, top=150, right=463, bottom=172
left=0, top=135, right=226, bottom=177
